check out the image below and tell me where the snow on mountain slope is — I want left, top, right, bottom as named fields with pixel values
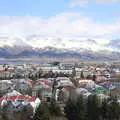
left=0, top=35, right=119, bottom=60
left=0, top=34, right=111, bottom=51
left=25, top=36, right=110, bottom=52
left=0, top=34, right=119, bottom=54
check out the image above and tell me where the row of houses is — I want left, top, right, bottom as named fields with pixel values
left=0, top=62, right=120, bottom=120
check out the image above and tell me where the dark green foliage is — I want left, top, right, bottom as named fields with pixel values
left=33, top=103, right=62, bottom=120
left=64, top=95, right=120, bottom=120
left=34, top=96, right=120, bottom=120
left=100, top=99, right=109, bottom=120
left=64, top=96, right=88, bottom=120
left=49, top=103, right=62, bottom=116
left=92, top=75, right=96, bottom=81
left=33, top=103, right=50, bottom=120
left=107, top=100, right=120, bottom=120
left=87, top=95, right=100, bottom=120
left=76, top=96, right=87, bottom=120
left=64, top=98, right=77, bottom=120
left=80, top=71, right=84, bottom=79
left=72, top=68, right=76, bottom=78
left=51, top=62, right=60, bottom=66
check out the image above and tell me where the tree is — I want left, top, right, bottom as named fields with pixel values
left=92, top=75, right=96, bottom=81
left=80, top=71, right=84, bottom=79
left=33, top=103, right=50, bottom=120
left=64, top=98, right=77, bottom=120
left=107, top=100, right=120, bottom=120
left=72, top=68, right=76, bottom=78
left=76, top=96, right=86, bottom=120
left=49, top=103, right=62, bottom=117
left=87, top=95, right=100, bottom=120
left=100, top=99, right=109, bottom=120
left=52, top=61, right=60, bottom=66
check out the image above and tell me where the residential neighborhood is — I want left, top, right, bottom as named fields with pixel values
left=0, top=61, right=120, bottom=120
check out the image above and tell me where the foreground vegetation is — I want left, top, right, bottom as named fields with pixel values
left=33, top=102, right=66, bottom=120
left=34, top=95, right=120, bottom=120
left=65, top=96, right=120, bottom=120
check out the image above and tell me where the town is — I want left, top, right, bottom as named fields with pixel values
left=0, top=61, right=120, bottom=120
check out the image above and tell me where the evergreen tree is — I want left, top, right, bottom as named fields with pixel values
left=87, top=95, right=100, bottom=120
left=33, top=103, right=50, bottom=120
left=100, top=99, right=109, bottom=120
left=49, top=103, right=62, bottom=117
left=72, top=67, right=76, bottom=78
left=64, top=98, right=77, bottom=120
left=76, top=96, right=86, bottom=120
left=80, top=71, right=84, bottom=79
left=107, top=100, right=120, bottom=120
left=92, top=74, right=96, bottom=81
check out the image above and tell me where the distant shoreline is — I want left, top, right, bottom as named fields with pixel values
left=0, top=58, right=119, bottom=64
left=0, top=57, right=80, bottom=61
left=0, top=57, right=81, bottom=64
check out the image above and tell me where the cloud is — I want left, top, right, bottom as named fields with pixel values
left=0, top=12, right=119, bottom=51
left=96, top=0, right=120, bottom=4
left=0, top=12, right=120, bottom=39
left=69, top=0, right=120, bottom=7
left=69, top=0, right=88, bottom=7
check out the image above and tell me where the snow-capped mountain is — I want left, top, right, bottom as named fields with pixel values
left=0, top=34, right=119, bottom=60
left=0, top=34, right=104, bottom=50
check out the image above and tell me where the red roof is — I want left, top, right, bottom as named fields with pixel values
left=0, top=97, right=4, bottom=102
left=17, top=95, right=24, bottom=99
left=96, top=76, right=105, bottom=78
left=26, top=79, right=32, bottom=83
left=28, top=97, right=36, bottom=102
left=7, top=96, right=17, bottom=101
left=16, top=95, right=36, bottom=102
left=36, top=79, right=49, bottom=85
left=36, top=79, right=45, bottom=82
left=44, top=81, right=49, bottom=85
left=0, top=95, right=37, bottom=102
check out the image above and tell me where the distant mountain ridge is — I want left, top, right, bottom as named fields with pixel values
left=0, top=35, right=119, bottom=60
left=0, top=45, right=120, bottom=61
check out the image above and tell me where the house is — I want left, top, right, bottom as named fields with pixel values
left=0, top=90, right=41, bottom=113
left=91, top=86, right=109, bottom=95
left=78, top=79, right=95, bottom=89
left=32, top=79, right=52, bottom=102
left=59, top=63, right=75, bottom=70
left=0, top=80, right=13, bottom=96
left=75, top=88, right=92, bottom=99
left=95, top=76, right=108, bottom=83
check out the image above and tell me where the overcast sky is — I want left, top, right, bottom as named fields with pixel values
left=0, top=0, right=120, bottom=39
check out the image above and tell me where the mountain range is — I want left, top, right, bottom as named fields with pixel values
left=0, top=35, right=119, bottom=61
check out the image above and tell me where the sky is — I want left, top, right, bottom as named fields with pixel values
left=0, top=0, right=120, bottom=39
